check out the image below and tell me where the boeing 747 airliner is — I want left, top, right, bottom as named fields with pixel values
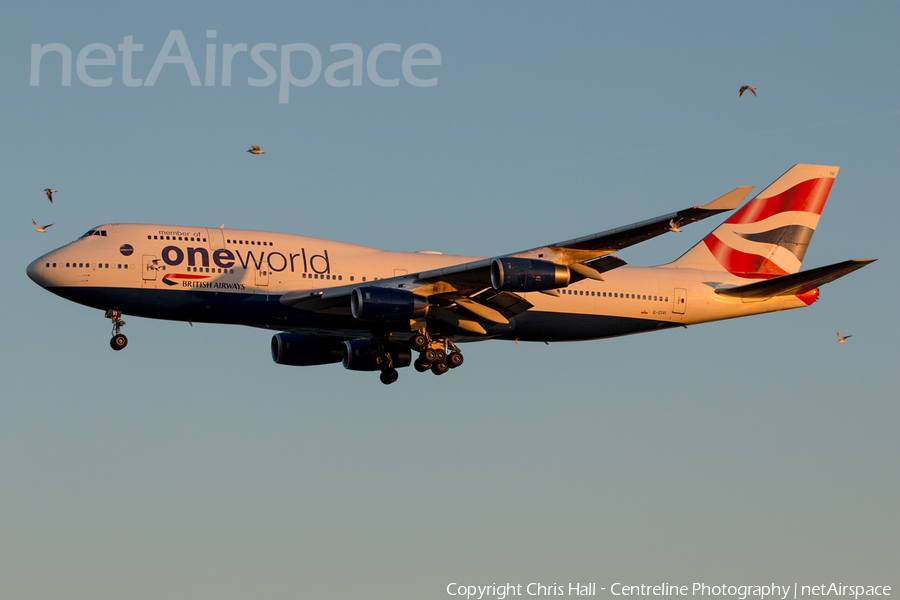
left=27, top=164, right=874, bottom=384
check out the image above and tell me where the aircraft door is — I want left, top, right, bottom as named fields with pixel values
left=206, top=227, right=225, bottom=250
left=673, top=288, right=686, bottom=314
left=142, top=255, right=158, bottom=280
left=255, top=266, right=269, bottom=286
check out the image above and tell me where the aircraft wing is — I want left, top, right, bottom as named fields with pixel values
left=281, top=186, right=752, bottom=334
left=511, top=185, right=753, bottom=265
left=396, top=185, right=753, bottom=293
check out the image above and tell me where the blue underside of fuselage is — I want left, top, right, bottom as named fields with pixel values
left=45, top=286, right=678, bottom=342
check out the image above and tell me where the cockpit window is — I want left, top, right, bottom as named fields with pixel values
left=80, top=229, right=107, bottom=237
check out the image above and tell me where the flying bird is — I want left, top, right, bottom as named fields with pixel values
left=44, top=188, right=57, bottom=203
left=668, top=219, right=682, bottom=233
left=247, top=144, right=265, bottom=155
left=836, top=331, right=852, bottom=344
left=739, top=85, right=756, bottom=97
left=31, top=218, right=54, bottom=232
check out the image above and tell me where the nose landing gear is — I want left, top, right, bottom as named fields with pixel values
left=106, top=309, right=128, bottom=351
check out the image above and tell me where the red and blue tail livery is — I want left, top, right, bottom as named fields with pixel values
left=26, top=164, right=874, bottom=385
left=671, top=164, right=839, bottom=279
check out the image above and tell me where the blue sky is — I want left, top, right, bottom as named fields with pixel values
left=1, top=2, right=897, bottom=599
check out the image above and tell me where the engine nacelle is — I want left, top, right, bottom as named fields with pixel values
left=490, top=257, right=570, bottom=292
left=350, top=287, right=428, bottom=321
left=271, top=333, right=344, bottom=366
left=341, top=338, right=412, bottom=371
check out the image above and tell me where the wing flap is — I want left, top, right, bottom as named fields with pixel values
left=427, top=306, right=488, bottom=335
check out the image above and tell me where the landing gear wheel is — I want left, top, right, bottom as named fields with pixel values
left=411, top=333, right=428, bottom=351
left=431, top=361, right=450, bottom=375
left=448, top=352, right=464, bottom=368
left=380, top=368, right=399, bottom=385
left=414, top=358, right=432, bottom=372
left=110, top=333, right=128, bottom=351
left=423, top=348, right=438, bottom=363
left=106, top=309, right=128, bottom=351
left=434, top=349, right=447, bottom=363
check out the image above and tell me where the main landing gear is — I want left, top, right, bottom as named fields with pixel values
left=410, top=331, right=464, bottom=377
left=106, top=309, right=127, bottom=351
left=366, top=331, right=465, bottom=385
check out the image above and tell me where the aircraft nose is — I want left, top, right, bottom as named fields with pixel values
left=26, top=257, right=44, bottom=286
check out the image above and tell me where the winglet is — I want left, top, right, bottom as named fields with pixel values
left=700, top=186, right=754, bottom=211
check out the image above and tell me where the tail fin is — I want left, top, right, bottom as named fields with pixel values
left=668, top=164, right=839, bottom=278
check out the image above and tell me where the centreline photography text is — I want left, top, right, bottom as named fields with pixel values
left=445, top=583, right=892, bottom=600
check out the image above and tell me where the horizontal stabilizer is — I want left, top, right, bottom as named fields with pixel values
left=715, top=259, right=875, bottom=298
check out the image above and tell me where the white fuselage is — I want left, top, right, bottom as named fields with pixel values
left=27, top=223, right=814, bottom=343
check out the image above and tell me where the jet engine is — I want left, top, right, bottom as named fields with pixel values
left=490, top=257, right=570, bottom=292
left=350, top=287, right=428, bottom=321
left=341, top=338, right=412, bottom=371
left=271, top=333, right=344, bottom=366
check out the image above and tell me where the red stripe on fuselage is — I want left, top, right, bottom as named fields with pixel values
left=163, top=274, right=211, bottom=280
